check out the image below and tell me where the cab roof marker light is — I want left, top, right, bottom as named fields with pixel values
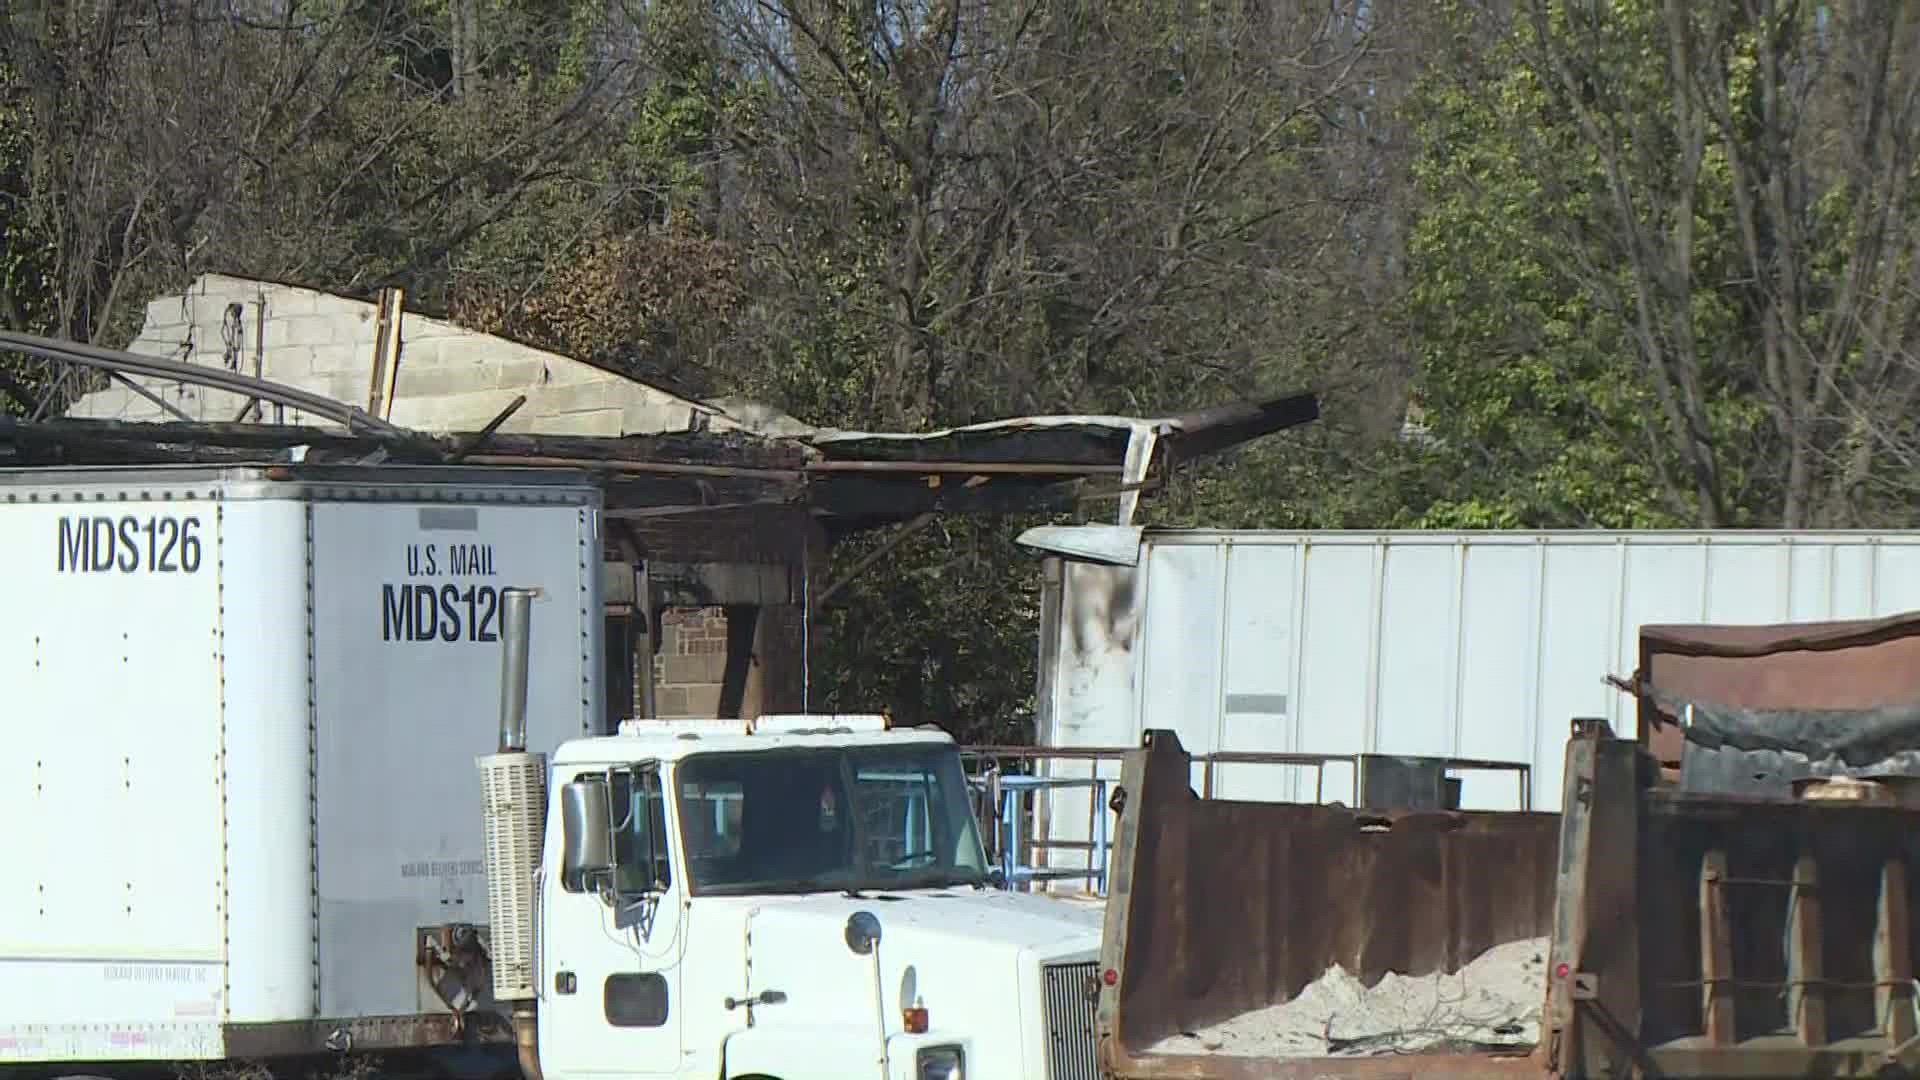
left=611, top=714, right=905, bottom=740
left=752, top=713, right=889, bottom=735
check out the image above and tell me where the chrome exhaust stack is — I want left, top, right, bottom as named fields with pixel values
left=477, top=587, right=548, bottom=1080
left=497, top=587, right=538, bottom=753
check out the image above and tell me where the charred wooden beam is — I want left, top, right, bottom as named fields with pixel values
left=0, top=416, right=1130, bottom=531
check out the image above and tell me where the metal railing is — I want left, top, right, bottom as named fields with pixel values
left=981, top=774, right=1113, bottom=893
left=961, top=743, right=1533, bottom=897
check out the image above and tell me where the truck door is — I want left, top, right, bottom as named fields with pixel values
left=539, top=762, right=685, bottom=1078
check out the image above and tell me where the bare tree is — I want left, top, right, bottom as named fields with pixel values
left=710, top=0, right=1387, bottom=428
left=1521, top=0, right=1920, bottom=528
left=0, top=0, right=646, bottom=411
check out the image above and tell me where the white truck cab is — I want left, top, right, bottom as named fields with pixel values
left=479, top=590, right=1103, bottom=1080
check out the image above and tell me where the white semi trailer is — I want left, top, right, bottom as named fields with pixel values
left=0, top=464, right=604, bottom=1071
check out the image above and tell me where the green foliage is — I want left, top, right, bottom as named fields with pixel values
left=1394, top=1, right=1769, bottom=529
left=814, top=517, right=1045, bottom=742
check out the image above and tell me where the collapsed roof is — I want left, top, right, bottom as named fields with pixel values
left=1, top=329, right=1317, bottom=520
left=0, top=328, right=1319, bottom=565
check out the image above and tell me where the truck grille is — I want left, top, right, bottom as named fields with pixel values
left=1042, top=960, right=1100, bottom=1080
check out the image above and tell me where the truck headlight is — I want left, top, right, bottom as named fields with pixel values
left=915, top=1045, right=964, bottom=1080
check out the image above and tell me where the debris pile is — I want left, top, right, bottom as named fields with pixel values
left=1147, top=937, right=1549, bottom=1059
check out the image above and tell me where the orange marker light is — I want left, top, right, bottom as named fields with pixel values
left=903, top=999, right=930, bottom=1035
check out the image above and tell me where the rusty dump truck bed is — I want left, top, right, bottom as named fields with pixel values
left=1095, top=613, right=1920, bottom=1079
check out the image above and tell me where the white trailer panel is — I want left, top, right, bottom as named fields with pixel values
left=0, top=466, right=601, bottom=1064
left=219, top=498, right=316, bottom=1029
left=1021, top=527, right=1920, bottom=847
left=0, top=495, right=229, bottom=1060
left=310, top=495, right=601, bottom=1019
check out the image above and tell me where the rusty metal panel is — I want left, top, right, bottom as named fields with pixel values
left=1636, top=793, right=1920, bottom=1055
left=1099, top=730, right=1558, bottom=1078
left=222, top=1010, right=512, bottom=1057
left=1638, top=613, right=1920, bottom=715
left=1547, top=727, right=1645, bottom=1077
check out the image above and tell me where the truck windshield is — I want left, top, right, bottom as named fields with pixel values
left=673, top=744, right=989, bottom=896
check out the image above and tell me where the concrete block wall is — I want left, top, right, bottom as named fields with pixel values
left=651, top=607, right=732, bottom=718
left=67, top=273, right=751, bottom=437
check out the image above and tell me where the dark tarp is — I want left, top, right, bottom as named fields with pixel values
left=1632, top=612, right=1920, bottom=794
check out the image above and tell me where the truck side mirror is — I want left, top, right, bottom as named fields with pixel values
left=844, top=911, right=883, bottom=956
left=561, top=779, right=614, bottom=888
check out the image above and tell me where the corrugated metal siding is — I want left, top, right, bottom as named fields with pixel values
left=1039, top=531, right=1920, bottom=821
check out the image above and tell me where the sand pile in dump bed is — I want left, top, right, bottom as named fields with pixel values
left=1146, top=936, right=1550, bottom=1059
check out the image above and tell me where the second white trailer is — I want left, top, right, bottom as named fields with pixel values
left=1020, top=525, right=1920, bottom=818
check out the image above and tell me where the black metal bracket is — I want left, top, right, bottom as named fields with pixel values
left=723, top=989, right=788, bottom=1010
